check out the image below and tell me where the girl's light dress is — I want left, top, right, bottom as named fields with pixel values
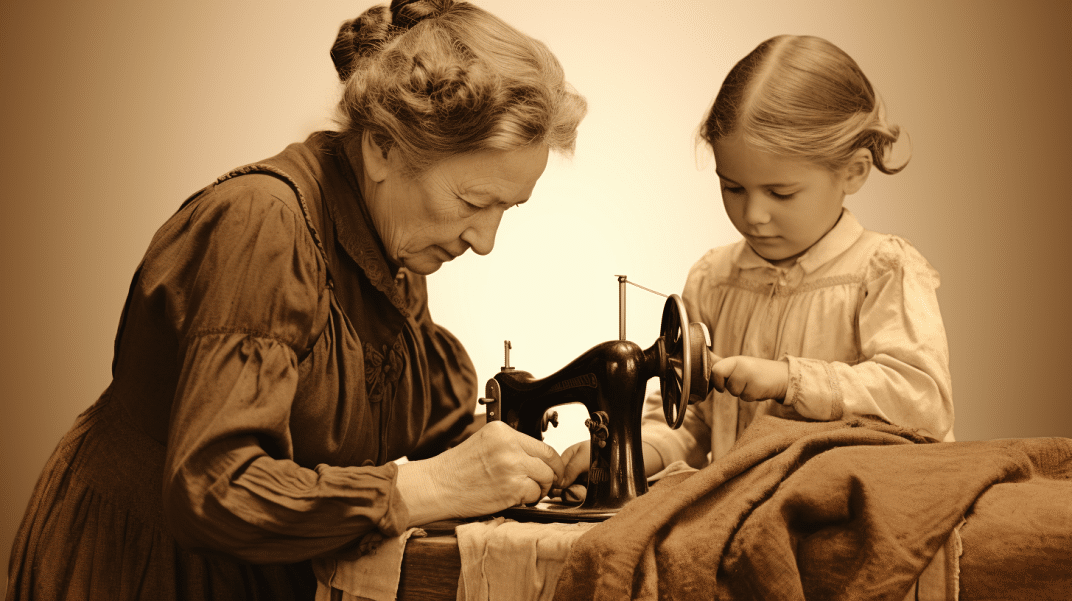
left=644, top=209, right=954, bottom=465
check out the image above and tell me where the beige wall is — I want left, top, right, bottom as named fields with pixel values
left=3, top=0, right=1070, bottom=587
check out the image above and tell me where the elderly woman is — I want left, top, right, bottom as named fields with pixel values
left=6, top=1, right=586, bottom=599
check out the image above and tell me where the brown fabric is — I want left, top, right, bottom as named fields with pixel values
left=7, top=132, right=479, bottom=600
left=958, top=480, right=1072, bottom=599
left=553, top=415, right=1072, bottom=601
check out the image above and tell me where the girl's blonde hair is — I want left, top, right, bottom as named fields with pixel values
left=699, top=35, right=908, bottom=174
left=331, top=0, right=587, bottom=176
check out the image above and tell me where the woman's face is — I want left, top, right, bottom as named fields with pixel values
left=712, top=134, right=860, bottom=267
left=363, top=141, right=550, bottom=276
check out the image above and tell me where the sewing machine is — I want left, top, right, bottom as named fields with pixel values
left=480, top=278, right=711, bottom=522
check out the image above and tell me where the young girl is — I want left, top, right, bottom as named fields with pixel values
left=639, top=34, right=954, bottom=473
left=559, top=35, right=953, bottom=488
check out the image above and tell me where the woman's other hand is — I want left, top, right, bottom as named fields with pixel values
left=711, top=356, right=789, bottom=403
left=550, top=440, right=591, bottom=504
left=550, top=438, right=669, bottom=505
left=395, top=421, right=564, bottom=526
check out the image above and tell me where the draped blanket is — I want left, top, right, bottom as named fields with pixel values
left=552, top=416, right=1072, bottom=600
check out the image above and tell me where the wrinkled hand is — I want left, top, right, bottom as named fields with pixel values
left=550, top=439, right=668, bottom=505
left=711, top=356, right=789, bottom=403
left=551, top=440, right=592, bottom=504
left=395, top=420, right=564, bottom=526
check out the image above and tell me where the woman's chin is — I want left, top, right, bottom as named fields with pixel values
left=400, top=256, right=447, bottom=276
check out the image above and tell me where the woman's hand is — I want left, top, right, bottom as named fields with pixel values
left=551, top=439, right=668, bottom=504
left=711, top=356, right=789, bottom=403
left=394, top=420, right=564, bottom=526
left=552, top=440, right=592, bottom=504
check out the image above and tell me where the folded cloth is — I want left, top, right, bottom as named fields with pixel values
left=457, top=517, right=597, bottom=601
left=313, top=527, right=426, bottom=601
left=553, top=415, right=1072, bottom=601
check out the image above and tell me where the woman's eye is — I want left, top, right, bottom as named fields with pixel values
left=722, top=186, right=744, bottom=195
left=770, top=191, right=794, bottom=200
left=458, top=198, right=482, bottom=214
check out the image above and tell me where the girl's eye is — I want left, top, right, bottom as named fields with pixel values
left=722, top=186, right=744, bottom=195
left=770, top=191, right=795, bottom=200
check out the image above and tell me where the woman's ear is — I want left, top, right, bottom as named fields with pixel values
left=362, top=130, right=391, bottom=183
left=842, top=148, right=873, bottom=195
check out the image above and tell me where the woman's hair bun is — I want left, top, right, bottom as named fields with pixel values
left=331, top=6, right=392, bottom=81
left=331, top=0, right=455, bottom=82
left=390, top=0, right=455, bottom=30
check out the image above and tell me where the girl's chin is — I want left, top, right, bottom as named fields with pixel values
left=749, top=243, right=805, bottom=267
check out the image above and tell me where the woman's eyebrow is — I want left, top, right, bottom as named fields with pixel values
left=465, top=188, right=529, bottom=207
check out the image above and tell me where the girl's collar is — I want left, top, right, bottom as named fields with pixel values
left=734, top=209, right=864, bottom=274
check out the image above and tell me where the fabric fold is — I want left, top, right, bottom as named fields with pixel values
left=553, top=416, right=1072, bottom=601
left=313, top=527, right=427, bottom=601
left=457, top=517, right=597, bottom=601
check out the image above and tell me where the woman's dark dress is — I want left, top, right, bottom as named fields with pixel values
left=7, top=132, right=479, bottom=600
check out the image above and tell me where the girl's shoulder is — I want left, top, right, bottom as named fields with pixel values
left=861, top=230, right=941, bottom=288
left=686, top=239, right=748, bottom=282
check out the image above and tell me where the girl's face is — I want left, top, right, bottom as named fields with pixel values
left=361, top=137, right=549, bottom=276
left=713, top=134, right=864, bottom=267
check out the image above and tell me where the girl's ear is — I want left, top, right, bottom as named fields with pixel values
left=362, top=130, right=391, bottom=183
left=842, top=148, right=873, bottom=195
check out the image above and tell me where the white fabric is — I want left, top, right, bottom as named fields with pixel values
left=313, top=527, right=425, bottom=601
left=456, top=517, right=597, bottom=601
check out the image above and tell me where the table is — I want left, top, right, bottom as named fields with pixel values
left=396, top=522, right=462, bottom=601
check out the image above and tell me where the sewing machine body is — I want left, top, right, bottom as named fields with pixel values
left=482, top=294, right=709, bottom=522
left=485, top=339, right=659, bottom=519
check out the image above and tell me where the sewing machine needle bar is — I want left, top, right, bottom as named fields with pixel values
left=617, top=275, right=627, bottom=341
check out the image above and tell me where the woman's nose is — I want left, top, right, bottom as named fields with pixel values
left=461, top=208, right=504, bottom=256
left=743, top=195, right=771, bottom=225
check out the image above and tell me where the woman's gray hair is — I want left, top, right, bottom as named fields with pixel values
left=331, top=0, right=587, bottom=175
left=699, top=35, right=909, bottom=175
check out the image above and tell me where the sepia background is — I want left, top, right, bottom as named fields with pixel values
left=2, top=0, right=1070, bottom=588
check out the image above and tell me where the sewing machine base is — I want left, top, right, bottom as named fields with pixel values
left=500, top=500, right=618, bottom=523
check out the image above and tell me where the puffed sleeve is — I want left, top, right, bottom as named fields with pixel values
left=159, top=178, right=409, bottom=564
left=783, top=237, right=954, bottom=441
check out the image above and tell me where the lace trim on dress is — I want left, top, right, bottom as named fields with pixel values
left=721, top=273, right=865, bottom=297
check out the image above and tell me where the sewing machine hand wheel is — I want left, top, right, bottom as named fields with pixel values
left=659, top=294, right=709, bottom=429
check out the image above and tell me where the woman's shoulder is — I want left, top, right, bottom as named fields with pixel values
left=154, top=169, right=319, bottom=256
left=157, top=132, right=338, bottom=253
left=195, top=171, right=309, bottom=223
left=133, top=170, right=329, bottom=347
left=140, top=169, right=328, bottom=298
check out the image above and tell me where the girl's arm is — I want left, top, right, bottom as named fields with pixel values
left=640, top=387, right=715, bottom=470
left=782, top=238, right=954, bottom=441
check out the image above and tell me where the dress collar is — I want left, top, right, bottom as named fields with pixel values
left=326, top=136, right=408, bottom=312
left=265, top=132, right=408, bottom=312
left=733, top=208, right=864, bottom=274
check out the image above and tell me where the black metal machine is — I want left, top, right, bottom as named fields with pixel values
left=480, top=286, right=710, bottom=522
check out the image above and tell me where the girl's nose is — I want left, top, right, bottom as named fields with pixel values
left=461, top=208, right=505, bottom=256
left=743, top=195, right=771, bottom=225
